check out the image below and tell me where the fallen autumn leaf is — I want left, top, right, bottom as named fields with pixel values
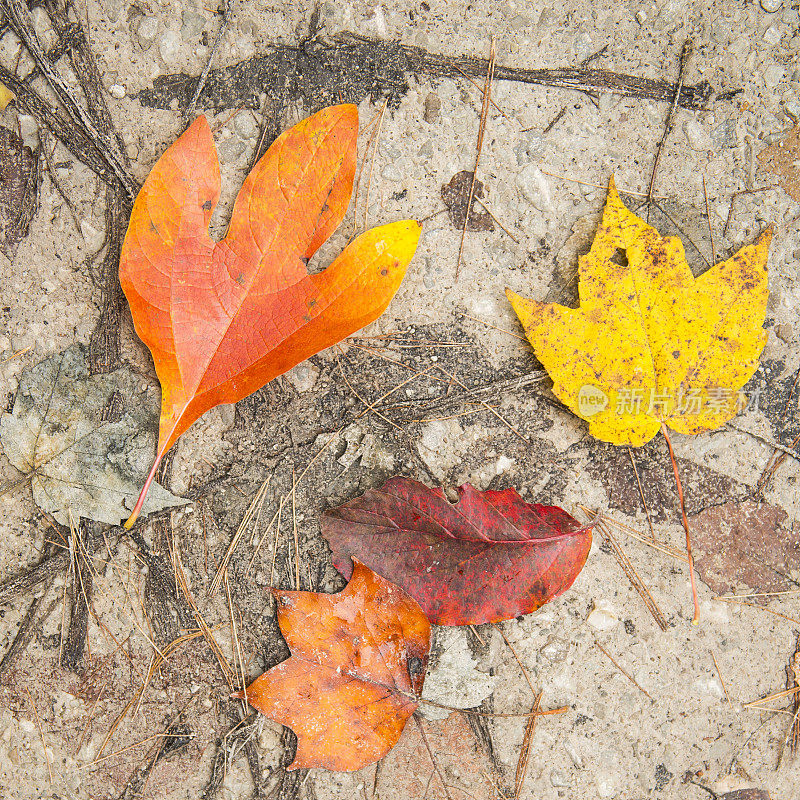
left=235, top=562, right=430, bottom=771
left=507, top=177, right=772, bottom=447
left=322, top=477, right=592, bottom=625
left=120, top=104, right=421, bottom=527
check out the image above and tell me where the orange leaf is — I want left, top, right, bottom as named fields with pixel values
left=120, top=105, right=421, bottom=526
left=235, top=562, right=431, bottom=771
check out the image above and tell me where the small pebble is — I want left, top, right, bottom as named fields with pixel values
left=381, top=163, right=402, bottom=182
left=587, top=605, right=618, bottom=631
left=233, top=111, right=258, bottom=139
left=109, top=84, right=126, bottom=99
left=423, top=92, right=441, bottom=123
left=159, top=29, right=181, bottom=64
left=136, top=16, right=159, bottom=45
left=683, top=119, right=712, bottom=151
left=516, top=164, right=553, bottom=211
left=17, top=114, right=39, bottom=149
left=761, top=0, right=783, bottom=11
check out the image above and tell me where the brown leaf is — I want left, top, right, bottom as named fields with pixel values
left=690, top=500, right=798, bottom=597
left=441, top=170, right=495, bottom=232
left=373, top=713, right=501, bottom=799
left=758, top=124, right=800, bottom=201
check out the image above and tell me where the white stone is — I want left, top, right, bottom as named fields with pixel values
left=761, top=0, right=783, bottom=12
left=79, top=220, right=104, bottom=251
left=18, top=114, right=38, bottom=149
left=137, top=16, right=159, bottom=44
left=763, top=24, right=782, bottom=44
left=763, top=64, right=786, bottom=87
left=159, top=29, right=181, bottom=64
left=587, top=604, right=618, bottom=631
left=517, top=164, right=553, bottom=210
left=683, top=120, right=712, bottom=151
left=381, top=163, right=402, bottom=181
left=109, top=84, right=126, bottom=99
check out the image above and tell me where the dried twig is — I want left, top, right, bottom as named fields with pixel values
left=186, top=0, right=233, bottom=115
left=646, top=39, right=693, bottom=215
left=594, top=639, right=653, bottom=701
left=661, top=422, right=700, bottom=624
left=514, top=691, right=542, bottom=799
left=456, top=38, right=495, bottom=278
left=590, top=514, right=669, bottom=631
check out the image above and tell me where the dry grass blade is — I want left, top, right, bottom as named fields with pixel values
left=712, top=652, right=733, bottom=709
left=588, top=513, right=668, bottom=631
left=456, top=37, right=495, bottom=278
left=594, top=639, right=653, bottom=701
left=25, top=687, right=53, bottom=787
left=514, top=691, right=542, bottom=799
left=661, top=422, right=700, bottom=625
left=210, top=477, right=270, bottom=595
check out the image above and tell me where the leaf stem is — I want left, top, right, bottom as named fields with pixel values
left=660, top=422, right=700, bottom=625
left=124, top=452, right=163, bottom=529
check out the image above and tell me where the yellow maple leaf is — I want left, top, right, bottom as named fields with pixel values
left=507, top=178, right=772, bottom=447
left=0, top=82, right=15, bottom=112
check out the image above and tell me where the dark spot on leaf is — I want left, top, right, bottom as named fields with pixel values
left=202, top=199, right=213, bottom=210
left=380, top=268, right=388, bottom=276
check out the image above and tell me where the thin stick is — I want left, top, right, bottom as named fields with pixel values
left=702, top=175, right=716, bottom=265
left=460, top=312, right=527, bottom=341
left=452, top=64, right=510, bottom=119
left=711, top=652, right=733, bottom=709
left=660, top=422, right=700, bottom=624
left=436, top=365, right=530, bottom=445
left=496, top=626, right=536, bottom=697
left=594, top=639, right=653, bottom=701
left=646, top=40, right=693, bottom=214
left=514, top=691, right=542, bottom=799
left=268, top=499, right=284, bottom=587
left=715, top=588, right=800, bottom=600
left=363, top=99, right=388, bottom=232
left=0, top=345, right=31, bottom=365
left=456, top=38, right=495, bottom=278
left=25, top=687, right=53, bottom=787
left=186, top=0, right=232, bottom=115
left=413, top=716, right=454, bottom=800
left=745, top=685, right=800, bottom=709
left=224, top=572, right=248, bottom=715
left=210, top=477, right=270, bottom=595
left=291, top=469, right=300, bottom=590
left=416, top=696, right=568, bottom=719
left=588, top=515, right=669, bottom=631
left=539, top=170, right=666, bottom=200
left=627, top=447, right=656, bottom=541
left=353, top=101, right=391, bottom=237
left=588, top=509, right=686, bottom=562
left=716, top=597, right=800, bottom=627
left=474, top=197, right=519, bottom=243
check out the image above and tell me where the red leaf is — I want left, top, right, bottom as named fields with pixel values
left=321, top=477, right=592, bottom=625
